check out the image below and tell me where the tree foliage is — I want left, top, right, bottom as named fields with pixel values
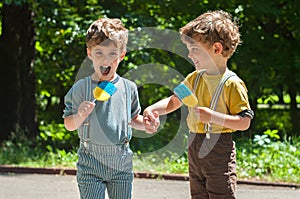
left=0, top=0, right=299, bottom=145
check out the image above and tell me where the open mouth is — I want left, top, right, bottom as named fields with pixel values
left=191, top=58, right=199, bottom=66
left=100, top=66, right=111, bottom=76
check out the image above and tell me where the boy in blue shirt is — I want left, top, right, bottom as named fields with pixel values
left=63, top=18, right=157, bottom=199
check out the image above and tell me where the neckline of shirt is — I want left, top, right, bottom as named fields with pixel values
left=91, top=75, right=120, bottom=85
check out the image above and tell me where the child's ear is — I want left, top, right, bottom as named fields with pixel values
left=87, top=48, right=93, bottom=60
left=119, top=51, right=126, bottom=61
left=213, top=42, right=223, bottom=55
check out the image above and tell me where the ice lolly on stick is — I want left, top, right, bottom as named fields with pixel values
left=93, top=81, right=117, bottom=102
left=174, top=83, right=198, bottom=107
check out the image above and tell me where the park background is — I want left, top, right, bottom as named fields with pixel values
left=0, top=0, right=299, bottom=184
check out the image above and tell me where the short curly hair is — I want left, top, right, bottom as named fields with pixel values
left=180, top=10, right=241, bottom=58
left=86, top=18, right=128, bottom=52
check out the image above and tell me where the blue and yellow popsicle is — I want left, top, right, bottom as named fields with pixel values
left=93, top=81, right=117, bottom=101
left=174, top=83, right=198, bottom=107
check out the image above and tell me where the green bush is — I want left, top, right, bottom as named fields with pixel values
left=0, top=127, right=78, bottom=168
left=236, top=130, right=300, bottom=183
left=38, top=121, right=79, bottom=152
left=250, top=109, right=292, bottom=139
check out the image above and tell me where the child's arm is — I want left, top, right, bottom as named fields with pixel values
left=193, top=107, right=251, bottom=131
left=64, top=101, right=95, bottom=131
left=143, top=95, right=182, bottom=131
left=130, top=114, right=158, bottom=134
left=144, top=95, right=182, bottom=116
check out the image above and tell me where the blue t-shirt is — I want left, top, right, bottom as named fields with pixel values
left=63, top=75, right=141, bottom=145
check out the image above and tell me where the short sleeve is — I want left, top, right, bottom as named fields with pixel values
left=225, top=77, right=254, bottom=119
left=128, top=81, right=141, bottom=119
left=62, top=79, right=85, bottom=118
left=182, top=70, right=199, bottom=91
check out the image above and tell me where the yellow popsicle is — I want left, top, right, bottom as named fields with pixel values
left=182, top=95, right=198, bottom=107
left=93, top=86, right=111, bottom=101
left=174, top=83, right=198, bottom=107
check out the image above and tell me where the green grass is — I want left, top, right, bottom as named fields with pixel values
left=133, top=152, right=189, bottom=175
left=0, top=141, right=77, bottom=168
left=0, top=135, right=299, bottom=184
left=236, top=136, right=300, bottom=183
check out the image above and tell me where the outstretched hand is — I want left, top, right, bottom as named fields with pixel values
left=143, top=109, right=160, bottom=134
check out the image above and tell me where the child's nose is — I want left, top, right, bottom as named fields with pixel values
left=102, top=56, right=113, bottom=65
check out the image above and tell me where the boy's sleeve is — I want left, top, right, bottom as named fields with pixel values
left=63, top=87, right=75, bottom=118
left=62, top=80, right=84, bottom=118
left=226, top=77, right=254, bottom=119
left=182, top=71, right=198, bottom=91
left=130, top=82, right=141, bottom=119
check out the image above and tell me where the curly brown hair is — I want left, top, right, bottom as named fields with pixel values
left=180, top=10, right=241, bottom=58
left=86, top=18, right=128, bottom=52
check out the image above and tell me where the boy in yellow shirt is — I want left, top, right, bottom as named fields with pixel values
left=144, top=10, right=254, bottom=198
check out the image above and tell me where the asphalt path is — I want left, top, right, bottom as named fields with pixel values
left=0, top=173, right=299, bottom=199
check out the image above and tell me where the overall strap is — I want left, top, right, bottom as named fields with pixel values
left=123, top=78, right=132, bottom=141
left=204, top=69, right=236, bottom=138
left=190, top=70, right=205, bottom=112
left=209, top=69, right=236, bottom=111
left=193, top=70, right=206, bottom=92
left=82, top=76, right=92, bottom=142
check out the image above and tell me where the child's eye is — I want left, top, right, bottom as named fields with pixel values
left=92, top=51, right=103, bottom=57
left=109, top=52, right=118, bottom=59
left=191, top=48, right=199, bottom=53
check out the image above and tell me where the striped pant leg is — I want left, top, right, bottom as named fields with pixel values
left=76, top=147, right=106, bottom=199
left=77, top=180, right=106, bottom=199
left=106, top=147, right=134, bottom=199
left=77, top=143, right=134, bottom=199
left=106, top=172, right=133, bottom=199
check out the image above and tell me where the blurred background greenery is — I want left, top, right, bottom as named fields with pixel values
left=0, top=0, right=299, bottom=183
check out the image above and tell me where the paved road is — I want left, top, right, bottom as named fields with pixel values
left=0, top=173, right=299, bottom=199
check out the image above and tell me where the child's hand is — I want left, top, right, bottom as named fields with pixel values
left=77, top=101, right=95, bottom=119
left=143, top=110, right=160, bottom=133
left=193, top=107, right=213, bottom=123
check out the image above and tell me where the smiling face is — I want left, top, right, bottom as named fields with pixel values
left=186, top=41, right=214, bottom=71
left=87, top=40, right=126, bottom=82
left=185, top=40, right=226, bottom=74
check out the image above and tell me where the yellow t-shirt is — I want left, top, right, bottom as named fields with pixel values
left=183, top=70, right=252, bottom=134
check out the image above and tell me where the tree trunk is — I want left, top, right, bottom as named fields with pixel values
left=0, top=3, right=37, bottom=141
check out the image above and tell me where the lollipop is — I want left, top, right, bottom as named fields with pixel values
left=93, top=81, right=117, bottom=102
left=174, top=83, right=198, bottom=107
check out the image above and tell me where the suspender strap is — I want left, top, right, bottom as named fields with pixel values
left=208, top=69, right=236, bottom=111
left=82, top=76, right=91, bottom=141
left=193, top=70, right=206, bottom=92
left=190, top=69, right=205, bottom=113
left=204, top=69, right=236, bottom=138
left=123, top=78, right=132, bottom=141
left=193, top=69, right=236, bottom=139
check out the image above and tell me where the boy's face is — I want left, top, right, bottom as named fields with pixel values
left=87, top=42, right=126, bottom=82
left=186, top=41, right=215, bottom=71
